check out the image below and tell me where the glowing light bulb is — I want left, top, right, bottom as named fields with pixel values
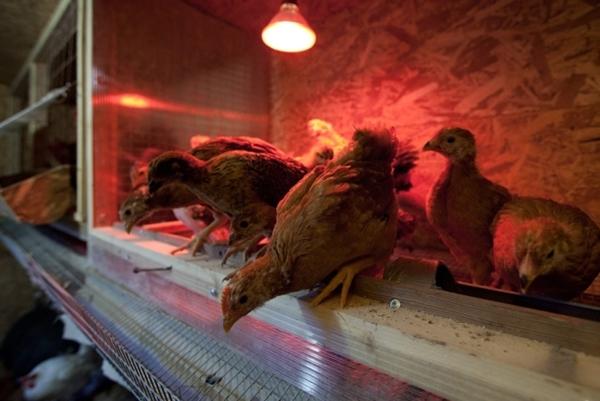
left=261, top=1, right=316, bottom=53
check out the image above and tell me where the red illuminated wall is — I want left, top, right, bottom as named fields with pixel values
left=92, top=0, right=270, bottom=226
left=270, top=0, right=600, bottom=223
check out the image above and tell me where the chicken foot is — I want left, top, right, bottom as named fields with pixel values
left=310, top=257, right=376, bottom=307
left=221, top=232, right=265, bottom=265
left=171, top=212, right=228, bottom=256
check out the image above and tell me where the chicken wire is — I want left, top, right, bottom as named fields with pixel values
left=1, top=230, right=310, bottom=401
left=36, top=0, right=77, bottom=91
left=91, top=0, right=271, bottom=227
left=0, top=220, right=445, bottom=401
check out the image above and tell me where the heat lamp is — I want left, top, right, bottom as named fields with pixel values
left=261, top=0, right=316, bottom=53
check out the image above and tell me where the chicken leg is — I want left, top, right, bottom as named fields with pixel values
left=467, top=257, right=493, bottom=285
left=310, top=257, right=376, bottom=307
left=171, top=211, right=228, bottom=256
left=221, top=232, right=265, bottom=265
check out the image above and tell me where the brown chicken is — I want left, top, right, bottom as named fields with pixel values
left=147, top=149, right=308, bottom=263
left=221, top=128, right=404, bottom=332
left=119, top=136, right=294, bottom=255
left=129, top=161, right=149, bottom=192
left=119, top=184, right=215, bottom=226
left=492, top=197, right=600, bottom=299
left=424, top=127, right=511, bottom=284
left=189, top=135, right=287, bottom=160
left=392, top=139, right=418, bottom=192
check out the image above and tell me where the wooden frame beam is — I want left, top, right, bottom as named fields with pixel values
left=89, top=227, right=600, bottom=401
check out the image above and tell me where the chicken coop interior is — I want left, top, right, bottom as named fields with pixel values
left=0, top=0, right=599, bottom=400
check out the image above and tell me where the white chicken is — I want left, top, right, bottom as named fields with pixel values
left=20, top=345, right=102, bottom=401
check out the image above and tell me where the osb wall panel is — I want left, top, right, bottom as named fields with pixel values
left=271, top=0, right=600, bottom=223
left=92, top=0, right=270, bottom=226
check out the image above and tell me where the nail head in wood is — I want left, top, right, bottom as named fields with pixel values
left=388, top=298, right=401, bottom=310
left=132, top=266, right=173, bottom=274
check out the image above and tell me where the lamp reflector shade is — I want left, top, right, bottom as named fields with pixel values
left=261, top=2, right=316, bottom=53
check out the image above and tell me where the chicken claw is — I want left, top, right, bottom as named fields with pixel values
left=310, top=257, right=376, bottom=308
left=171, top=212, right=228, bottom=256
left=170, top=234, right=206, bottom=256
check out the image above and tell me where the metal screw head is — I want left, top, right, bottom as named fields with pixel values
left=210, top=288, right=219, bottom=298
left=388, top=298, right=401, bottom=310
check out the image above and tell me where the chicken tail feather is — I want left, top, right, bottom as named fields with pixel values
left=350, top=128, right=398, bottom=164
left=392, top=140, right=418, bottom=191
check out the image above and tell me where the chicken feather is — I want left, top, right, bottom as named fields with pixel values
left=221, top=128, right=402, bottom=331
left=147, top=150, right=307, bottom=263
left=120, top=136, right=296, bottom=255
left=492, top=197, right=600, bottom=299
left=424, top=127, right=511, bottom=284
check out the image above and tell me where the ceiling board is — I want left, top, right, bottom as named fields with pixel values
left=0, top=0, right=59, bottom=85
left=182, top=0, right=364, bottom=33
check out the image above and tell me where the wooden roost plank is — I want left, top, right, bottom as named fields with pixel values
left=0, top=165, right=74, bottom=224
left=88, top=227, right=600, bottom=401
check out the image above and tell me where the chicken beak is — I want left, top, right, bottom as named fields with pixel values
left=518, top=253, right=536, bottom=293
left=423, top=141, right=434, bottom=151
left=125, top=220, right=135, bottom=234
left=519, top=274, right=531, bottom=291
left=19, top=373, right=37, bottom=389
left=223, top=316, right=237, bottom=333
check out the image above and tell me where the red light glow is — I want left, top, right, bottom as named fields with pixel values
left=262, top=2, right=316, bottom=53
left=93, top=93, right=268, bottom=125
left=118, top=94, right=150, bottom=108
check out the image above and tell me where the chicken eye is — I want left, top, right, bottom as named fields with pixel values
left=546, top=249, right=554, bottom=259
left=124, top=209, right=132, bottom=217
left=239, top=295, right=248, bottom=304
left=240, top=220, right=249, bottom=229
left=446, top=136, right=455, bottom=143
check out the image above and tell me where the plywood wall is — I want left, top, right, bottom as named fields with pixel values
left=271, top=0, right=600, bottom=222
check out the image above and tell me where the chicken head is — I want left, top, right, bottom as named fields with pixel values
left=147, top=151, right=205, bottom=194
left=515, top=220, right=572, bottom=291
left=119, top=192, right=151, bottom=233
left=423, top=127, right=476, bottom=162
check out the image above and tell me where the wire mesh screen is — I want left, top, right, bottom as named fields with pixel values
left=0, top=220, right=446, bottom=401
left=28, top=0, right=78, bottom=171
left=48, top=33, right=77, bottom=93
left=0, top=223, right=313, bottom=401
left=37, top=0, right=77, bottom=93
left=92, top=0, right=271, bottom=227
